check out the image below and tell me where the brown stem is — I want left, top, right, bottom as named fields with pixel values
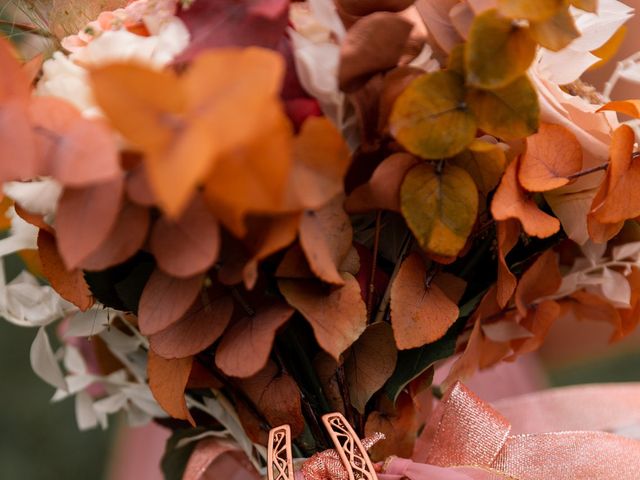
left=373, top=232, right=413, bottom=324
left=367, top=211, right=382, bottom=321
left=566, top=162, right=609, bottom=180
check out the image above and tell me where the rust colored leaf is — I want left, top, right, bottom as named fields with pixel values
left=81, top=202, right=150, bottom=271
left=279, top=273, right=367, bottom=360
left=147, top=350, right=195, bottom=425
left=150, top=287, right=234, bottom=359
left=496, top=219, right=520, bottom=308
left=55, top=176, right=125, bottom=269
left=242, top=213, right=301, bottom=290
left=215, top=302, right=294, bottom=378
left=37, top=230, right=94, bottom=311
left=299, top=196, right=353, bottom=286
left=14, top=204, right=54, bottom=234
left=237, top=361, right=304, bottom=438
left=338, top=12, right=413, bottom=92
left=275, top=243, right=315, bottom=280
left=29, top=96, right=120, bottom=186
left=345, top=322, right=397, bottom=413
left=518, top=123, right=583, bottom=192
left=138, top=270, right=204, bottom=335
left=390, top=253, right=460, bottom=349
left=560, top=290, right=622, bottom=334
left=150, top=195, right=220, bottom=278
left=491, top=158, right=560, bottom=238
left=443, top=287, right=510, bottom=389
left=126, top=163, right=156, bottom=206
left=514, top=250, right=562, bottom=316
left=365, top=392, right=420, bottom=461
left=590, top=125, right=640, bottom=224
left=510, top=300, right=561, bottom=356
left=345, top=153, right=419, bottom=213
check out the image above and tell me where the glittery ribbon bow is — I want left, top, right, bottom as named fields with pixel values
left=182, top=382, right=640, bottom=480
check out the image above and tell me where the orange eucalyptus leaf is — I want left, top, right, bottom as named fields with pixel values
left=279, top=274, right=367, bottom=360
left=14, top=204, right=53, bottom=234
left=598, top=100, right=640, bottom=119
left=299, top=195, right=353, bottom=286
left=514, top=250, right=562, bottom=316
left=150, top=286, right=234, bottom=359
left=491, top=158, right=560, bottom=238
left=215, top=302, right=294, bottom=378
left=55, top=176, right=125, bottom=269
left=590, top=125, right=640, bottom=224
left=91, top=48, right=287, bottom=218
left=286, top=116, right=351, bottom=211
left=37, top=230, right=94, bottom=311
left=390, top=253, right=460, bottom=349
left=337, top=0, right=416, bottom=16
left=345, top=153, right=419, bottom=213
left=561, top=290, right=622, bottom=333
left=150, top=195, right=220, bottom=278
left=147, top=350, right=195, bottom=425
left=496, top=219, right=520, bottom=308
left=510, top=300, right=561, bottom=356
left=138, top=270, right=204, bottom=335
left=0, top=196, right=12, bottom=230
left=518, top=123, right=583, bottom=192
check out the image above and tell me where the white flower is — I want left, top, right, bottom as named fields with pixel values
left=536, top=0, right=634, bottom=85
left=36, top=17, right=190, bottom=117
left=3, top=179, right=62, bottom=218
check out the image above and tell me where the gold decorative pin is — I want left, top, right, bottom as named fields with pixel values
left=322, top=413, right=379, bottom=480
left=267, top=424, right=295, bottom=480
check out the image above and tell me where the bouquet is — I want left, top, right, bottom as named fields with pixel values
left=2, top=0, right=640, bottom=478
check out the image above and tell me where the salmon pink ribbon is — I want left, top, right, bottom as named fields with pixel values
left=183, top=382, right=640, bottom=480
left=381, top=381, right=640, bottom=480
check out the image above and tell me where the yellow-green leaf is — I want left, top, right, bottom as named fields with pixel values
left=570, top=0, right=597, bottom=13
left=401, top=163, right=478, bottom=257
left=390, top=71, right=476, bottom=159
left=465, top=9, right=538, bottom=89
left=467, top=75, right=539, bottom=141
left=451, top=140, right=507, bottom=196
left=498, top=0, right=565, bottom=21
left=529, top=8, right=580, bottom=52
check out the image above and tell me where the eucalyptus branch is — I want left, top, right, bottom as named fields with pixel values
left=367, top=211, right=382, bottom=321
left=566, top=162, right=609, bottom=180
